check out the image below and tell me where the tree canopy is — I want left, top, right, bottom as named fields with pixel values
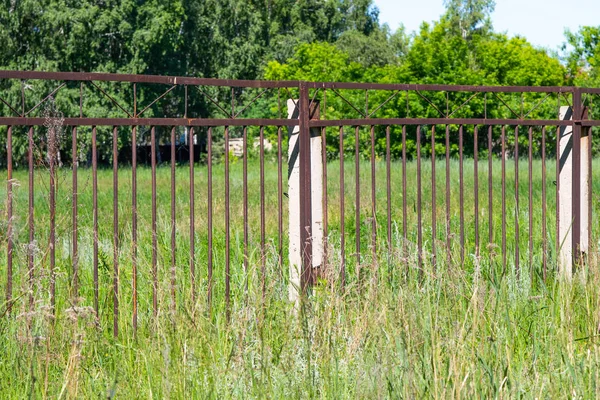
left=1, top=0, right=600, bottom=164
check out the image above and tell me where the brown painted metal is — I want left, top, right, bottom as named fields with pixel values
left=488, top=126, right=493, bottom=256
left=92, top=126, right=99, bottom=318
left=312, top=119, right=572, bottom=128
left=278, top=126, right=284, bottom=272
left=587, top=111, right=592, bottom=267
left=459, top=125, right=465, bottom=263
left=0, top=70, right=300, bottom=88
left=355, top=125, right=361, bottom=278
left=528, top=127, right=533, bottom=278
left=386, top=125, right=392, bottom=267
left=339, top=126, right=346, bottom=289
left=431, top=126, right=437, bottom=271
left=556, top=125, right=560, bottom=273
left=49, top=122, right=57, bottom=312
left=243, top=125, right=249, bottom=294
left=572, top=88, right=582, bottom=264
left=208, top=127, right=214, bottom=310
left=0, top=117, right=589, bottom=128
left=260, top=126, right=266, bottom=299
left=189, top=126, right=195, bottom=307
left=72, top=127, right=79, bottom=301
left=28, top=126, right=34, bottom=312
left=132, top=125, right=138, bottom=332
left=474, top=126, right=479, bottom=259
left=224, top=126, right=231, bottom=316
left=151, top=126, right=158, bottom=316
left=321, top=89, right=328, bottom=272
left=298, top=82, right=313, bottom=290
left=4, top=71, right=600, bottom=329
left=0, top=117, right=297, bottom=127
left=0, top=69, right=584, bottom=93
left=402, top=126, right=407, bottom=265
left=445, top=125, right=451, bottom=265
left=322, top=125, right=329, bottom=271
left=170, top=126, right=176, bottom=311
left=501, top=126, right=507, bottom=274
left=6, top=126, right=12, bottom=312
left=541, top=127, right=547, bottom=281
left=112, top=126, right=119, bottom=337
left=417, top=126, right=423, bottom=277
left=514, top=127, right=520, bottom=278
left=370, top=125, right=377, bottom=263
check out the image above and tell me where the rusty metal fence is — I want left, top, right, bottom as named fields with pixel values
left=1, top=70, right=600, bottom=334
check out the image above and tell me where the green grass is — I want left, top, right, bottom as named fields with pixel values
left=1, top=156, right=600, bottom=398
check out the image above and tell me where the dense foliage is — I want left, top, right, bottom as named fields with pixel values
left=0, top=0, right=599, bottom=164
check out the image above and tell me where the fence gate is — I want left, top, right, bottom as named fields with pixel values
left=1, top=70, right=599, bottom=334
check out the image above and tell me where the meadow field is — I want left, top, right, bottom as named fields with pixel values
left=2, top=156, right=600, bottom=398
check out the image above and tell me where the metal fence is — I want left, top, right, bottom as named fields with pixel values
left=1, top=70, right=600, bottom=334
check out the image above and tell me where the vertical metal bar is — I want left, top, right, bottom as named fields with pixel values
left=322, top=124, right=329, bottom=270
left=260, top=126, right=266, bottom=298
left=6, top=126, right=12, bottom=312
left=474, top=126, right=480, bottom=259
left=170, top=126, right=176, bottom=311
left=49, top=122, right=56, bottom=312
left=224, top=127, right=231, bottom=315
left=132, top=125, right=138, bottom=332
left=112, top=126, right=119, bottom=337
left=92, top=126, right=99, bottom=318
left=339, top=126, right=346, bottom=288
left=386, top=126, right=392, bottom=270
left=21, top=81, right=25, bottom=115
left=445, top=125, right=451, bottom=265
left=322, top=92, right=328, bottom=270
left=354, top=125, right=361, bottom=275
left=459, top=125, right=465, bottom=263
left=76, top=87, right=81, bottom=297
left=28, top=126, right=34, bottom=312
left=556, top=125, right=560, bottom=273
left=170, top=126, right=177, bottom=312
left=501, top=126, right=507, bottom=274
left=402, top=126, right=407, bottom=263
left=514, top=126, right=520, bottom=278
left=488, top=126, right=493, bottom=253
left=588, top=112, right=592, bottom=268
left=541, top=127, right=547, bottom=281
left=189, top=127, right=195, bottom=306
left=151, top=126, right=158, bottom=317
left=572, top=88, right=582, bottom=264
left=370, top=125, right=376, bottom=263
left=431, top=126, right=437, bottom=271
left=417, top=126, right=423, bottom=277
left=278, top=126, right=284, bottom=271
left=133, top=87, right=138, bottom=332
left=528, top=126, right=533, bottom=279
left=299, top=82, right=313, bottom=289
left=72, top=126, right=79, bottom=300
left=243, top=126, right=249, bottom=291
left=208, top=127, right=214, bottom=310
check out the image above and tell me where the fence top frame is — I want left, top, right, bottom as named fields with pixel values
left=2, top=69, right=599, bottom=94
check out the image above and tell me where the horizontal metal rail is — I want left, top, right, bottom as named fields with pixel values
left=2, top=69, right=599, bottom=94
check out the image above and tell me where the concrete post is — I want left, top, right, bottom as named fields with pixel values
left=558, top=105, right=590, bottom=279
left=288, top=97, right=323, bottom=303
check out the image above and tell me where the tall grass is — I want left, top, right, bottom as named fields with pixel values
left=1, top=156, right=600, bottom=398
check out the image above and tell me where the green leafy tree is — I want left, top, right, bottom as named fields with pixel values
left=443, top=0, right=495, bottom=40
left=0, top=0, right=382, bottom=165
left=564, top=26, right=600, bottom=87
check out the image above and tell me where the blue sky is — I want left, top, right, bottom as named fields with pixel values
left=373, top=0, right=599, bottom=51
